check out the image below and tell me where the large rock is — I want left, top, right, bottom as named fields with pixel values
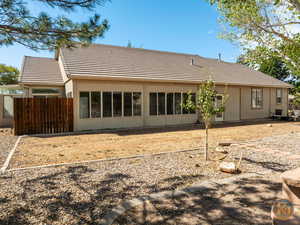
left=219, top=162, right=238, bottom=174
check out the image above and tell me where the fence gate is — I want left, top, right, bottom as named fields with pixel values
left=14, top=98, right=73, bottom=135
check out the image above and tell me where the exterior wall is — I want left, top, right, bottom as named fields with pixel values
left=270, top=88, right=288, bottom=116
left=0, top=95, right=13, bottom=127
left=74, top=80, right=199, bottom=131
left=65, top=80, right=73, bottom=97
left=73, top=79, right=290, bottom=131
left=58, top=55, right=69, bottom=82
left=240, top=87, right=288, bottom=120
left=241, top=87, right=270, bottom=120
left=215, top=86, right=241, bottom=122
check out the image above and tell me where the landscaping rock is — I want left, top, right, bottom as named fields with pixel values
left=215, top=147, right=228, bottom=154
left=218, top=142, right=232, bottom=147
left=219, top=162, right=238, bottom=174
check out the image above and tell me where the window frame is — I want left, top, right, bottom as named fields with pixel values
left=79, top=91, right=143, bottom=119
left=276, top=88, right=283, bottom=105
left=149, top=91, right=196, bottom=116
left=251, top=88, right=263, bottom=109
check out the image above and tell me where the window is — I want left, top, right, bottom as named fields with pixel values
left=251, top=88, right=263, bottom=109
left=103, top=92, right=112, bottom=117
left=3, top=96, right=14, bottom=119
left=91, top=92, right=101, bottom=118
left=113, top=92, right=122, bottom=117
left=182, top=93, right=189, bottom=114
left=276, top=89, right=282, bottom=104
left=190, top=93, right=196, bottom=114
left=133, top=92, right=142, bottom=116
left=79, top=92, right=90, bottom=119
left=167, top=93, right=174, bottom=115
left=32, top=88, right=60, bottom=94
left=158, top=93, right=166, bottom=115
left=150, top=93, right=157, bottom=115
left=124, top=92, right=132, bottom=116
left=175, top=93, right=182, bottom=114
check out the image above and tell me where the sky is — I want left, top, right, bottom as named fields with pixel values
left=0, top=0, right=241, bottom=69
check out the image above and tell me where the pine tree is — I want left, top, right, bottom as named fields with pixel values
left=0, top=0, right=109, bottom=50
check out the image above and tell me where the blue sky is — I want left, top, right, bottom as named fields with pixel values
left=0, top=0, right=241, bottom=69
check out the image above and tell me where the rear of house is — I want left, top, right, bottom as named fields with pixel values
left=11, top=43, right=291, bottom=131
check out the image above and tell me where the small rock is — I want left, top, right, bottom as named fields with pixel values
left=218, top=142, right=232, bottom=147
left=58, top=154, right=64, bottom=157
left=189, top=155, right=194, bottom=158
left=195, top=163, right=201, bottom=167
left=267, top=124, right=273, bottom=127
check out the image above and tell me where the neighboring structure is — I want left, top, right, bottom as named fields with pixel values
left=17, top=44, right=292, bottom=131
left=0, top=85, right=24, bottom=127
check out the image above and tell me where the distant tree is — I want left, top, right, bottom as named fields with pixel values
left=183, top=80, right=228, bottom=161
left=127, top=41, right=133, bottom=48
left=237, top=47, right=292, bottom=81
left=237, top=46, right=300, bottom=94
left=126, top=40, right=143, bottom=48
left=0, top=64, right=19, bottom=85
left=0, top=0, right=109, bottom=51
left=207, top=0, right=300, bottom=79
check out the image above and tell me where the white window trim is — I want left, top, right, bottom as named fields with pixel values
left=79, top=91, right=143, bottom=120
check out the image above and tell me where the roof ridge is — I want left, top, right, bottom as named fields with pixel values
left=82, top=43, right=198, bottom=57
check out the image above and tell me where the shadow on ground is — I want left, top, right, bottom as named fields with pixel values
left=113, top=176, right=280, bottom=225
left=32, top=120, right=291, bottom=138
left=0, top=164, right=281, bottom=225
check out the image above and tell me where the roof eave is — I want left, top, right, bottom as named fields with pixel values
left=69, top=74, right=292, bottom=88
left=19, top=81, right=65, bottom=87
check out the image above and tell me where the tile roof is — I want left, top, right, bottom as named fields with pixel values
left=20, top=56, right=64, bottom=85
left=60, top=44, right=291, bottom=88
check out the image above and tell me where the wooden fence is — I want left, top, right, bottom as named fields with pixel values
left=14, top=98, right=73, bottom=135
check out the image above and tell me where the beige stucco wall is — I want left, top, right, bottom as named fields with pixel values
left=65, top=80, right=73, bottom=97
left=0, top=95, right=13, bottom=127
left=72, top=79, right=289, bottom=131
left=74, top=80, right=199, bottom=131
left=240, top=87, right=288, bottom=120
left=58, top=55, right=69, bottom=82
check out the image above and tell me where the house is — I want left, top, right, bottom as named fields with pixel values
left=10, top=43, right=292, bottom=131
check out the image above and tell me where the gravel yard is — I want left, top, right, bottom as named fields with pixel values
left=0, top=131, right=299, bottom=225
left=0, top=128, right=17, bottom=166
left=11, top=121, right=300, bottom=168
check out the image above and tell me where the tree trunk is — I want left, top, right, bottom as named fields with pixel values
left=205, top=125, right=208, bottom=161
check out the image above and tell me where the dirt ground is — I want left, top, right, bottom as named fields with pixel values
left=11, top=121, right=300, bottom=168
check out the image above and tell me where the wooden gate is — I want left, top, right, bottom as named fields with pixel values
left=14, top=98, right=73, bottom=135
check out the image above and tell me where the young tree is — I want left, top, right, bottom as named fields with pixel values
left=0, top=0, right=109, bottom=51
left=0, top=64, right=19, bottom=85
left=183, top=80, right=228, bottom=161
